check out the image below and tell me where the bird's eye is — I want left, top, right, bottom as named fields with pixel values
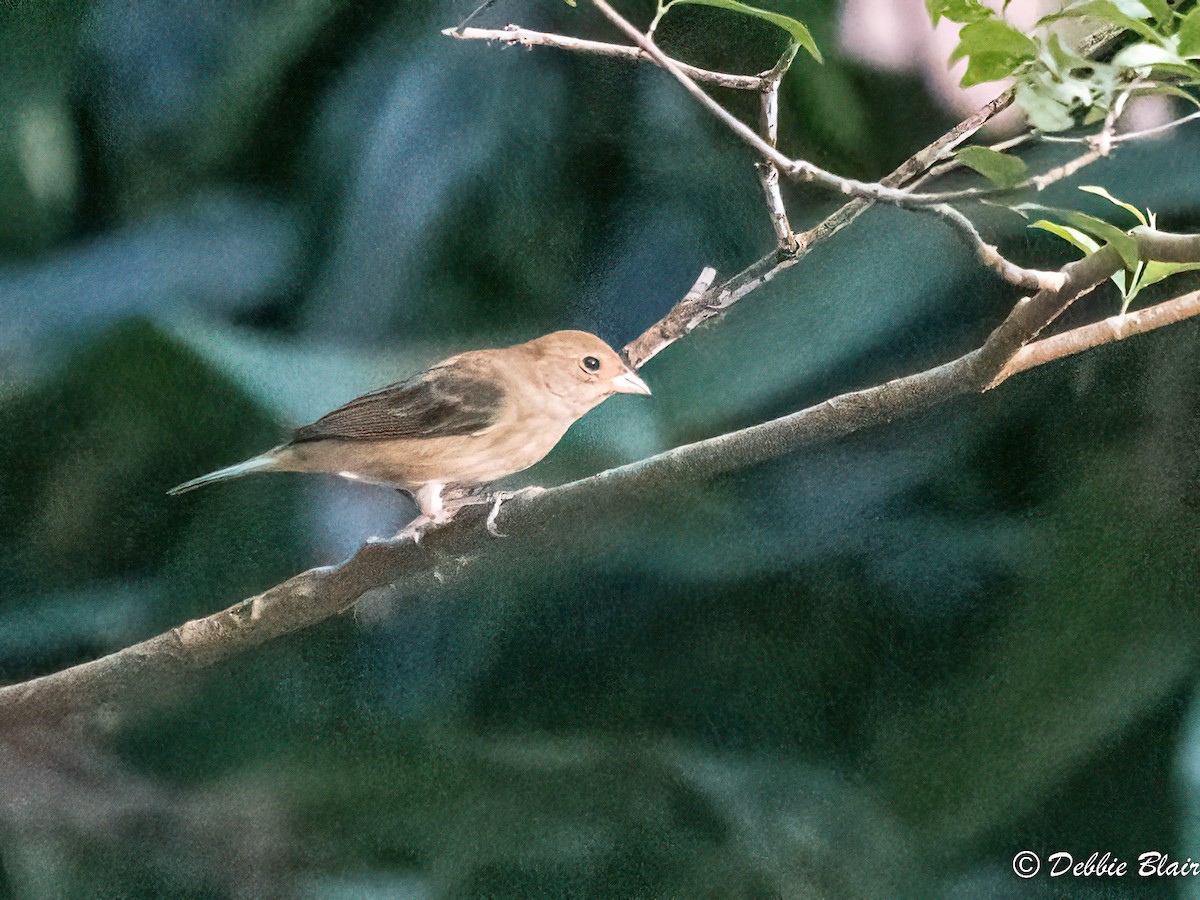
left=582, top=356, right=601, bottom=372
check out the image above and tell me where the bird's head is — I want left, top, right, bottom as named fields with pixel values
left=522, top=330, right=651, bottom=412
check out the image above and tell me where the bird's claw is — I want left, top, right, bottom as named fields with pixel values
left=397, top=514, right=435, bottom=544
left=485, top=486, right=546, bottom=538
left=391, top=487, right=542, bottom=542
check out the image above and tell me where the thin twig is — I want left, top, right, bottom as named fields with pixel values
left=930, top=205, right=1065, bottom=291
left=909, top=144, right=1107, bottom=206
left=454, top=6, right=1132, bottom=210
left=453, top=0, right=498, bottom=33
left=930, top=100, right=1200, bottom=184
left=586, top=0, right=912, bottom=204
left=756, top=44, right=799, bottom=252
left=449, top=4, right=1025, bottom=210
left=587, top=0, right=1102, bottom=209
left=589, top=0, right=795, bottom=165
left=621, top=93, right=1015, bottom=370
left=1029, top=146, right=1106, bottom=190
left=647, top=0, right=668, bottom=39
left=622, top=266, right=717, bottom=368
left=1090, top=82, right=1135, bottom=158
left=1112, top=106, right=1200, bottom=144
left=444, top=25, right=765, bottom=90
left=924, top=132, right=1036, bottom=182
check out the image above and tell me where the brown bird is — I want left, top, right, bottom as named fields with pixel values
left=168, top=330, right=651, bottom=532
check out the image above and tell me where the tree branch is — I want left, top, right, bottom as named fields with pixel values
left=991, top=288, right=1200, bottom=386
left=6, top=231, right=1200, bottom=725
left=756, top=45, right=798, bottom=252
left=452, top=3, right=1130, bottom=213
left=588, top=0, right=798, bottom=170
left=585, top=0, right=1027, bottom=208
left=622, top=266, right=717, bottom=368
left=443, top=25, right=766, bottom=90
left=930, top=204, right=1065, bottom=291
left=5, top=12, right=1181, bottom=726
left=444, top=4, right=1040, bottom=376
left=584, top=0, right=1140, bottom=210
left=620, top=91, right=1015, bottom=370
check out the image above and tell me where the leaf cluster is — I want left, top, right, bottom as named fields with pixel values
left=931, top=0, right=1200, bottom=132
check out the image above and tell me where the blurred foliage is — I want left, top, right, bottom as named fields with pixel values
left=2, top=0, right=1200, bottom=896
left=936, top=0, right=1200, bottom=133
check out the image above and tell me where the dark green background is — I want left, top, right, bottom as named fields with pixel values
left=2, top=0, right=1200, bottom=896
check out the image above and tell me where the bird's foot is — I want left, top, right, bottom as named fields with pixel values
left=395, top=481, right=465, bottom=543
left=395, top=515, right=432, bottom=544
left=485, top=486, right=546, bottom=538
left=395, top=508, right=456, bottom=544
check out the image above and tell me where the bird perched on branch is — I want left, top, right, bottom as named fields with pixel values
left=168, top=330, right=651, bottom=535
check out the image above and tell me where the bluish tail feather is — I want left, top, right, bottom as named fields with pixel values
left=167, top=455, right=276, bottom=495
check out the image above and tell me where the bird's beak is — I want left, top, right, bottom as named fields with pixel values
left=612, top=369, right=652, bottom=396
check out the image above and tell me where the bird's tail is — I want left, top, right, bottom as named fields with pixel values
left=167, top=454, right=278, bottom=496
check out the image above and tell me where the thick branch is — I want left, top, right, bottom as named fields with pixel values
left=0, top=354, right=976, bottom=725
left=978, top=246, right=1123, bottom=384
left=976, top=229, right=1200, bottom=387
left=8, top=15, right=1182, bottom=725
left=4, top=42, right=1026, bottom=722
left=992, top=288, right=1200, bottom=386
left=7, top=234, right=1200, bottom=725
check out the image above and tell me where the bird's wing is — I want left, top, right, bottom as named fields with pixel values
left=291, top=357, right=505, bottom=443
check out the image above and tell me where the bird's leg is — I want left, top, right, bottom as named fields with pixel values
left=417, top=481, right=449, bottom=523
left=485, top=486, right=546, bottom=538
left=396, top=482, right=451, bottom=543
left=392, top=483, right=544, bottom=541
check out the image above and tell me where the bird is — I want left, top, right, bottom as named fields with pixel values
left=168, top=330, right=651, bottom=534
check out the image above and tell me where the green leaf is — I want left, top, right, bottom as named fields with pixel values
left=666, top=0, right=822, bottom=61
left=1107, top=0, right=1153, bottom=18
left=1062, top=212, right=1140, bottom=269
left=1078, top=185, right=1148, bottom=226
left=926, top=0, right=992, bottom=25
left=1138, top=0, right=1172, bottom=26
left=1041, top=32, right=1080, bottom=77
left=1114, top=268, right=1131, bottom=300
left=1180, top=7, right=1200, bottom=58
left=1050, top=1, right=1162, bottom=43
left=955, top=146, right=1029, bottom=188
left=1136, top=260, right=1200, bottom=290
left=1138, top=81, right=1200, bottom=105
left=1014, top=79, right=1077, bottom=131
left=1030, top=220, right=1100, bottom=255
left=1112, top=41, right=1187, bottom=70
left=951, top=20, right=1038, bottom=86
